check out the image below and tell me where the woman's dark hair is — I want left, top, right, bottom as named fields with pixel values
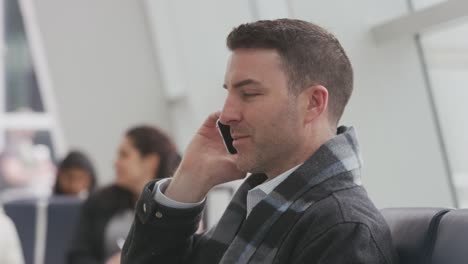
left=53, top=150, right=97, bottom=195
left=126, top=126, right=180, bottom=179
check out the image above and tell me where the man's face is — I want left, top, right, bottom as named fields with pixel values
left=221, top=49, right=305, bottom=175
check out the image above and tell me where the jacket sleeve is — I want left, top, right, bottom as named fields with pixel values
left=292, top=222, right=394, bottom=264
left=121, top=180, right=205, bottom=264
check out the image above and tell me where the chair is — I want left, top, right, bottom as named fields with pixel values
left=380, top=207, right=450, bottom=264
left=431, top=209, right=468, bottom=264
left=4, top=196, right=84, bottom=264
left=3, top=199, right=39, bottom=264
left=44, top=196, right=83, bottom=264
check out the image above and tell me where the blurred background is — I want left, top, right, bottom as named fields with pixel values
left=0, top=0, right=467, bottom=263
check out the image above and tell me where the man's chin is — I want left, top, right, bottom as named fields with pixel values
left=235, top=159, right=262, bottom=175
left=235, top=160, right=253, bottom=174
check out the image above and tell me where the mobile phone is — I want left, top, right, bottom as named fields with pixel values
left=216, top=119, right=237, bottom=154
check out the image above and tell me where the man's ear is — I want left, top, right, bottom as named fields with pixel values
left=144, top=154, right=160, bottom=177
left=301, top=85, right=328, bottom=124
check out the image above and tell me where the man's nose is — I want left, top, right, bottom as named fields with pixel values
left=219, top=94, right=241, bottom=125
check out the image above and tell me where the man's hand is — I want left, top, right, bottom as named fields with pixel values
left=106, top=252, right=121, bottom=264
left=165, top=112, right=246, bottom=203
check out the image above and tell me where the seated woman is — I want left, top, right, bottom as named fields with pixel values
left=67, top=125, right=180, bottom=264
left=53, top=150, right=96, bottom=198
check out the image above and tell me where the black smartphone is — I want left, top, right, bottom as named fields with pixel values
left=216, top=119, right=237, bottom=154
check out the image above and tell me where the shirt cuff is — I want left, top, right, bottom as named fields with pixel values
left=153, top=178, right=205, bottom=209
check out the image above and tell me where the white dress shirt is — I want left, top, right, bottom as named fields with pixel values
left=154, top=163, right=303, bottom=217
left=245, top=163, right=302, bottom=216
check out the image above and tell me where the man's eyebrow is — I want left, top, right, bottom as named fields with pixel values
left=223, top=79, right=261, bottom=89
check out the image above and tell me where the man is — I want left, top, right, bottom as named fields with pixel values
left=122, top=19, right=397, bottom=264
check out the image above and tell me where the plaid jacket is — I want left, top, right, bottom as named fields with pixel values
left=122, top=127, right=398, bottom=264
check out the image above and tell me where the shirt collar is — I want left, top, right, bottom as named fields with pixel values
left=245, top=163, right=302, bottom=217
left=250, top=163, right=303, bottom=196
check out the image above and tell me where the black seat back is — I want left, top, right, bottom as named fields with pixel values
left=432, top=209, right=468, bottom=264
left=44, top=196, right=82, bottom=264
left=381, top=207, right=450, bottom=264
left=4, top=197, right=83, bottom=264
left=3, top=199, right=38, bottom=264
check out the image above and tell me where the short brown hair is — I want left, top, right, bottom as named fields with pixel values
left=227, top=19, right=353, bottom=125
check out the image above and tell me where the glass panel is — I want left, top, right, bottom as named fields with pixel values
left=0, top=129, right=56, bottom=200
left=419, top=19, right=468, bottom=207
left=4, top=0, right=44, bottom=112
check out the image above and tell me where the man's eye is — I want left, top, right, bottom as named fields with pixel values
left=242, top=93, right=260, bottom=97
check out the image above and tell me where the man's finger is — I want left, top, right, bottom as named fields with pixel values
left=201, top=111, right=221, bottom=129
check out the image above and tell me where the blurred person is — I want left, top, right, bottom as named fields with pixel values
left=0, top=206, right=25, bottom=264
left=67, top=125, right=180, bottom=264
left=0, top=130, right=55, bottom=200
left=53, top=150, right=96, bottom=198
left=122, top=19, right=397, bottom=263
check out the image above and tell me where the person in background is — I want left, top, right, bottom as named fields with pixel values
left=67, top=125, right=180, bottom=264
left=53, top=150, right=97, bottom=199
left=0, top=206, right=25, bottom=264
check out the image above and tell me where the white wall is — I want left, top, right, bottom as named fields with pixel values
left=146, top=0, right=454, bottom=208
left=34, top=0, right=170, bottom=185
left=421, top=21, right=468, bottom=206
left=144, top=0, right=256, bottom=151
left=288, top=0, right=453, bottom=208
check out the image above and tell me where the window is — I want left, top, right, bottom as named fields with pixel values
left=418, top=19, right=468, bottom=207
left=4, top=0, right=44, bottom=112
left=0, top=0, right=64, bottom=200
